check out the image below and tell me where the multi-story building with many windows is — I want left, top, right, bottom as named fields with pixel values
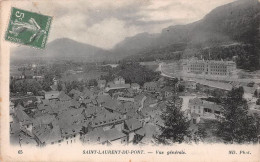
left=181, top=58, right=237, bottom=79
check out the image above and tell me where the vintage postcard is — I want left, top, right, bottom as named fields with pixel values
left=0, top=0, right=260, bottom=161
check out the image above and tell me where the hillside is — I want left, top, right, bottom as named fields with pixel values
left=11, top=38, right=111, bottom=62
left=120, top=0, right=260, bottom=70
left=11, top=0, right=260, bottom=70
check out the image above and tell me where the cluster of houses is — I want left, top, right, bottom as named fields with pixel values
left=10, top=72, right=260, bottom=146
left=10, top=76, right=182, bottom=147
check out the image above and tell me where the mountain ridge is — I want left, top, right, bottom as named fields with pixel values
left=11, top=0, right=260, bottom=70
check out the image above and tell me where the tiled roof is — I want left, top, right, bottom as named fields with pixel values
left=134, top=94, right=146, bottom=103
left=131, top=83, right=140, bottom=87
left=135, top=127, right=145, bottom=136
left=45, top=91, right=60, bottom=99
left=81, top=127, right=105, bottom=143
left=20, top=126, right=34, bottom=137
left=49, top=100, right=72, bottom=113
left=124, top=118, right=142, bottom=131
left=42, top=99, right=50, bottom=105
left=71, top=99, right=81, bottom=108
left=85, top=106, right=98, bottom=117
left=19, top=133, right=37, bottom=146
left=33, top=115, right=56, bottom=126
left=16, top=109, right=32, bottom=125
left=100, top=128, right=126, bottom=143
left=96, top=94, right=112, bottom=104
left=189, top=98, right=203, bottom=105
left=37, top=104, right=52, bottom=111
left=103, top=99, right=122, bottom=111
left=189, top=98, right=223, bottom=111
left=57, top=108, right=85, bottom=136
left=83, top=127, right=126, bottom=143
left=57, top=91, right=71, bottom=101
left=95, top=107, right=110, bottom=116
left=60, top=125, right=82, bottom=137
left=10, top=122, right=21, bottom=134
left=82, top=98, right=92, bottom=104
left=33, top=125, right=62, bottom=144
left=91, top=112, right=124, bottom=127
left=69, top=89, right=83, bottom=96
left=83, top=88, right=94, bottom=98
left=58, top=108, right=84, bottom=122
left=15, top=104, right=25, bottom=110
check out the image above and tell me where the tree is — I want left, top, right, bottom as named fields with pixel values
left=10, top=79, right=43, bottom=95
left=256, top=98, right=260, bottom=105
left=57, top=82, right=63, bottom=91
left=178, top=84, right=185, bottom=92
left=254, top=90, right=258, bottom=97
left=165, top=78, right=178, bottom=87
left=193, top=124, right=208, bottom=143
left=216, top=87, right=259, bottom=143
left=64, top=81, right=85, bottom=93
left=42, top=72, right=55, bottom=91
left=88, top=79, right=98, bottom=87
left=156, top=103, right=191, bottom=144
left=211, top=89, right=225, bottom=99
left=117, top=61, right=160, bottom=85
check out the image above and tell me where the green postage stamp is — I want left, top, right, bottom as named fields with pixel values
left=5, top=7, right=52, bottom=49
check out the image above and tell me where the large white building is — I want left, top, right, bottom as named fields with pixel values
left=181, top=58, right=238, bottom=80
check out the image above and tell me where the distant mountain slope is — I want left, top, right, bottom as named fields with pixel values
left=110, top=32, right=159, bottom=59
left=120, top=0, right=260, bottom=70
left=119, top=0, right=259, bottom=51
left=11, top=0, right=260, bottom=70
left=11, top=38, right=111, bottom=62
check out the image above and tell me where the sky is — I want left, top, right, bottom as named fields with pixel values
left=12, top=0, right=235, bottom=49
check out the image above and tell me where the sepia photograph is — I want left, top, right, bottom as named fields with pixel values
left=1, top=0, right=260, bottom=161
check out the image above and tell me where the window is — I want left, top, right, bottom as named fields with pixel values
left=215, top=111, right=220, bottom=115
left=204, top=108, right=212, bottom=113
